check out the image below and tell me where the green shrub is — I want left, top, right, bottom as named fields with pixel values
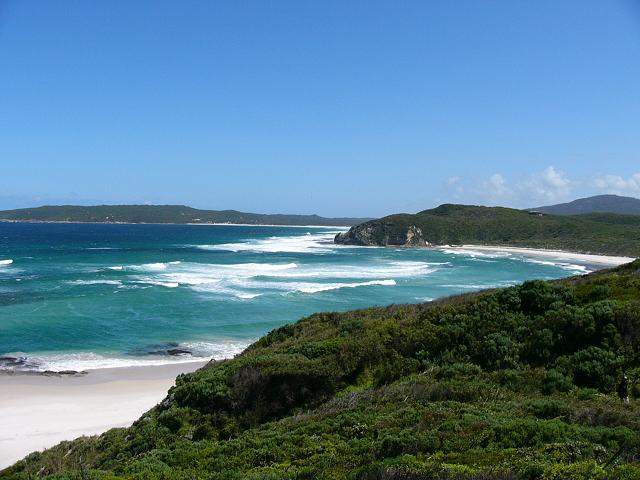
left=541, top=460, right=605, bottom=480
left=526, top=399, right=570, bottom=420
left=543, top=369, right=574, bottom=394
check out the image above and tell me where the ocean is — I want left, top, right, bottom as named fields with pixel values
left=0, top=222, right=594, bottom=372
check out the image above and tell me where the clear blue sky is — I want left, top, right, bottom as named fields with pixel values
left=1, top=1, right=639, bottom=217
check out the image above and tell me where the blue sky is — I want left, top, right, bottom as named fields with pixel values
left=1, top=1, right=639, bottom=217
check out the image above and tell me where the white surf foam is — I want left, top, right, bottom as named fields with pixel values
left=440, top=281, right=518, bottom=290
left=193, top=231, right=341, bottom=254
left=67, top=280, right=123, bottom=286
left=258, top=279, right=397, bottom=294
left=177, top=340, right=251, bottom=358
left=289, top=261, right=441, bottom=279
left=0, top=259, right=13, bottom=266
left=441, top=248, right=594, bottom=274
left=298, top=279, right=396, bottom=293
left=441, top=249, right=511, bottom=259
left=115, top=262, right=176, bottom=272
left=235, top=292, right=263, bottom=299
left=132, top=279, right=179, bottom=288
left=2, top=341, right=250, bottom=372
left=139, top=262, right=169, bottom=271
left=127, top=261, right=300, bottom=298
left=519, top=257, right=592, bottom=274
left=116, top=259, right=439, bottom=298
left=184, top=283, right=257, bottom=299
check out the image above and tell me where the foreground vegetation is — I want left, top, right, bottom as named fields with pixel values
left=0, top=205, right=368, bottom=226
left=335, top=204, right=640, bottom=257
left=4, top=260, right=640, bottom=479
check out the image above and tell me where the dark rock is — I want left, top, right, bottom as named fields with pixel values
left=0, top=355, right=25, bottom=365
left=0, top=355, right=41, bottom=371
left=335, top=223, right=429, bottom=247
left=167, top=348, right=192, bottom=356
left=129, top=342, right=188, bottom=357
left=43, top=370, right=82, bottom=376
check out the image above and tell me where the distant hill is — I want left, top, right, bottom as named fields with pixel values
left=0, top=205, right=369, bottom=226
left=531, top=194, right=640, bottom=215
left=335, top=203, right=640, bottom=256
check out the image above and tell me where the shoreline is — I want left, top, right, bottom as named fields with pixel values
left=440, top=244, right=635, bottom=267
left=0, top=361, right=207, bottom=470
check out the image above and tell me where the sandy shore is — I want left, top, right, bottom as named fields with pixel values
left=0, top=361, right=206, bottom=470
left=444, top=245, right=635, bottom=267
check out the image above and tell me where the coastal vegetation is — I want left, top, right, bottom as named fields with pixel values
left=0, top=205, right=368, bottom=226
left=334, top=204, right=640, bottom=257
left=3, top=259, right=640, bottom=479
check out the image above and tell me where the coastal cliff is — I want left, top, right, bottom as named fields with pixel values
left=334, top=203, right=640, bottom=257
left=334, top=222, right=429, bottom=247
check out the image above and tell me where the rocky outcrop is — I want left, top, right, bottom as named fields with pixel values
left=0, top=356, right=88, bottom=376
left=335, top=222, right=430, bottom=247
left=404, top=225, right=428, bottom=247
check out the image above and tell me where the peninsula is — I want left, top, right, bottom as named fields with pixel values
left=335, top=204, right=640, bottom=257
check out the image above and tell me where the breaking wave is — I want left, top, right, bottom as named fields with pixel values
left=67, top=279, right=123, bottom=286
left=441, top=248, right=593, bottom=274
left=114, top=260, right=434, bottom=298
left=520, top=258, right=592, bottom=274
left=441, top=249, right=511, bottom=258
left=192, top=231, right=343, bottom=254
left=285, top=279, right=396, bottom=294
left=0, top=340, right=249, bottom=373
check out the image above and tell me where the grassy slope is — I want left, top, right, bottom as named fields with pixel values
left=0, top=205, right=368, bottom=226
left=338, top=204, right=640, bottom=256
left=3, top=261, right=640, bottom=479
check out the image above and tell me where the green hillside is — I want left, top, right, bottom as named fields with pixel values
left=335, top=204, right=640, bottom=257
left=4, top=260, right=640, bottom=479
left=0, top=205, right=368, bottom=226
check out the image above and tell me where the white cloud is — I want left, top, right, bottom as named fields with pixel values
left=444, top=166, right=573, bottom=207
left=517, top=166, right=571, bottom=204
left=480, top=173, right=512, bottom=201
left=593, top=173, right=640, bottom=196
left=443, top=166, right=640, bottom=208
left=488, top=173, right=509, bottom=193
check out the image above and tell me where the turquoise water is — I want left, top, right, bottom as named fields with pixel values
left=0, top=223, right=593, bottom=372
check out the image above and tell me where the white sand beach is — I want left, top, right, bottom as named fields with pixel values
left=443, top=245, right=635, bottom=267
left=0, top=361, right=206, bottom=470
